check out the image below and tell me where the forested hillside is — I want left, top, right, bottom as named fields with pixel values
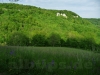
left=0, top=3, right=100, bottom=51
left=85, top=18, right=100, bottom=26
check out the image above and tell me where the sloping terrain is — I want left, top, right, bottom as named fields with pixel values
left=85, top=18, right=100, bottom=26
left=0, top=3, right=100, bottom=46
left=0, top=46, right=100, bottom=75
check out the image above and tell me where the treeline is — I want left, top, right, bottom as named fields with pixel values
left=0, top=3, right=100, bottom=45
left=0, top=3, right=100, bottom=52
left=85, top=18, right=100, bottom=26
left=7, top=32, right=100, bottom=51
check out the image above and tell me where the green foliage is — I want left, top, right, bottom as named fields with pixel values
left=85, top=18, right=100, bottom=29
left=66, top=37, right=80, bottom=48
left=85, top=18, right=100, bottom=25
left=47, top=33, right=61, bottom=46
left=7, top=32, right=29, bottom=46
left=0, top=46, right=100, bottom=75
left=60, top=39, right=66, bottom=47
left=0, top=3, right=100, bottom=51
left=66, top=36, right=100, bottom=51
left=0, top=8, right=4, bottom=14
left=31, top=34, right=46, bottom=46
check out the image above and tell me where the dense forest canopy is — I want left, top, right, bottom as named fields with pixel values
left=85, top=18, right=100, bottom=25
left=0, top=3, right=100, bottom=51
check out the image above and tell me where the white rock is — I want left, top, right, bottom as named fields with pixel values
left=56, top=12, right=60, bottom=16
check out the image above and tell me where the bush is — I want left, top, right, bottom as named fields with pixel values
left=60, top=39, right=66, bottom=47
left=82, top=38, right=96, bottom=50
left=7, top=32, right=29, bottom=46
left=47, top=33, right=61, bottom=47
left=66, top=37, right=80, bottom=48
left=0, top=9, right=4, bottom=14
left=31, top=34, right=46, bottom=46
left=66, top=37, right=97, bottom=50
left=95, top=43, right=100, bottom=52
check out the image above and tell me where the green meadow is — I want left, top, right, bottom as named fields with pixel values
left=0, top=46, right=100, bottom=75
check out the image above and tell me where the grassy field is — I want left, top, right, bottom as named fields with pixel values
left=0, top=46, right=100, bottom=75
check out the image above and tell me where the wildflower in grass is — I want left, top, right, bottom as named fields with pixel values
left=42, top=59, right=46, bottom=69
left=51, top=60, right=55, bottom=66
left=47, top=60, right=57, bottom=72
left=29, top=61, right=35, bottom=69
left=73, top=61, right=83, bottom=69
left=73, top=63, right=79, bottom=70
left=9, top=50, right=15, bottom=56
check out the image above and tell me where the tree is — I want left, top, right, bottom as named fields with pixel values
left=7, top=32, right=29, bottom=46
left=66, top=37, right=79, bottom=48
left=31, top=34, right=46, bottom=46
left=60, top=39, right=66, bottom=47
left=0, top=9, right=4, bottom=14
left=47, top=33, right=61, bottom=47
left=83, top=37, right=96, bottom=50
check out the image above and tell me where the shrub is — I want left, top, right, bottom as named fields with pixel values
left=66, top=37, right=80, bottom=48
left=60, top=39, right=66, bottom=47
left=0, top=9, right=4, bottom=14
left=47, top=33, right=61, bottom=47
left=31, top=34, right=46, bottom=46
left=66, top=37, right=97, bottom=50
left=7, top=32, right=29, bottom=46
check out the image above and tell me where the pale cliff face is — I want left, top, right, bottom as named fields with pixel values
left=56, top=13, right=67, bottom=18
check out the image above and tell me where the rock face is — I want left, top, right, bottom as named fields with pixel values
left=56, top=12, right=60, bottom=16
left=57, top=12, right=78, bottom=18
left=56, top=12, right=67, bottom=18
left=73, top=15, right=78, bottom=18
left=62, top=13, right=67, bottom=18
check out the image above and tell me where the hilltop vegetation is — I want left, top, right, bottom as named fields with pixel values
left=0, top=3, right=100, bottom=51
left=85, top=18, right=100, bottom=26
left=85, top=18, right=100, bottom=29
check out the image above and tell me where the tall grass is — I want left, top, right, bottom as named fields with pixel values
left=0, top=46, right=100, bottom=75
